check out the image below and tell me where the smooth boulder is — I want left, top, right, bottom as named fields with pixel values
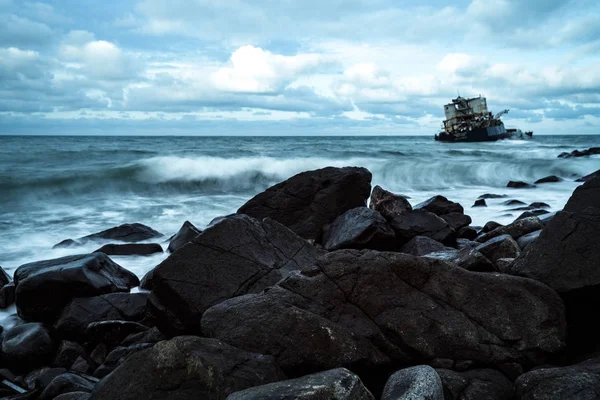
left=369, top=185, right=412, bottom=220
left=322, top=207, right=396, bottom=251
left=93, top=243, right=163, bottom=256
left=517, top=230, right=541, bottom=249
left=167, top=221, right=202, bottom=253
left=80, top=223, right=162, bottom=243
left=38, top=373, right=94, bottom=400
left=507, top=181, right=535, bottom=188
left=0, top=282, right=15, bottom=309
left=390, top=210, right=455, bottom=245
left=1, top=323, right=56, bottom=372
left=472, top=199, right=486, bottom=207
left=238, top=166, right=372, bottom=241
left=441, top=212, right=472, bottom=231
left=535, top=175, right=562, bottom=184
left=414, top=195, right=464, bottom=216
left=382, top=366, right=443, bottom=400
left=14, top=253, right=139, bottom=322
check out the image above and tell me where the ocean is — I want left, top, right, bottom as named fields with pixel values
left=1, top=135, right=599, bottom=288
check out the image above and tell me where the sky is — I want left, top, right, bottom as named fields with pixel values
left=1, top=0, right=599, bottom=135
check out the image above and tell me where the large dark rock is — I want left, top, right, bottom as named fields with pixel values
left=517, top=230, right=541, bottom=250
left=323, top=207, right=396, bottom=251
left=38, top=373, right=94, bottom=400
left=238, top=166, right=372, bottom=241
left=0, top=282, right=15, bottom=309
left=535, top=175, right=562, bottom=184
left=437, top=368, right=513, bottom=400
left=425, top=248, right=496, bottom=272
left=90, top=336, right=285, bottom=400
left=507, top=181, right=535, bottom=188
left=55, top=293, right=148, bottom=340
left=516, top=210, right=550, bottom=221
left=482, top=221, right=502, bottom=233
left=0, top=266, right=10, bottom=286
left=441, top=212, right=472, bottom=231
left=121, top=326, right=165, bottom=346
left=81, top=223, right=162, bottom=243
left=86, top=320, right=148, bottom=346
left=94, top=343, right=154, bottom=378
left=167, top=221, right=202, bottom=253
left=478, top=194, right=507, bottom=200
left=414, top=195, right=464, bottom=216
left=93, top=243, right=162, bottom=256
left=476, top=216, right=543, bottom=243
left=390, top=210, right=455, bottom=245
left=14, top=253, right=139, bottom=322
left=369, top=185, right=412, bottom=220
left=203, top=250, right=566, bottom=374
left=401, top=236, right=452, bottom=256
left=514, top=357, right=600, bottom=399
left=576, top=169, right=600, bottom=182
left=558, top=147, right=600, bottom=158
left=382, top=366, right=443, bottom=400
left=228, top=368, right=375, bottom=400
left=475, top=235, right=521, bottom=265
left=53, top=341, right=86, bottom=369
left=1, top=323, right=56, bottom=372
left=502, top=199, right=526, bottom=206
left=149, top=214, right=321, bottom=334
left=509, top=176, right=600, bottom=356
left=472, top=199, right=487, bottom=207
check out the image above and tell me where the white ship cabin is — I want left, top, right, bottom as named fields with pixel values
left=443, top=96, right=489, bottom=122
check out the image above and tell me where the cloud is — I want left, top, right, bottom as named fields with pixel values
left=0, top=14, right=53, bottom=47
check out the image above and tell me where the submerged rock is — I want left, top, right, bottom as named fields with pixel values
left=478, top=194, right=507, bottom=199
left=81, top=223, right=163, bottom=243
left=472, top=199, right=487, bottom=207
left=576, top=168, right=600, bottom=182
left=558, top=147, right=600, bottom=158
left=502, top=199, right=526, bottom=206
left=382, top=366, right=443, bottom=400
left=322, top=207, right=396, bottom=251
left=369, top=185, right=412, bottom=220
left=535, top=175, right=562, bottom=184
left=238, top=166, right=372, bottom=241
left=53, top=239, right=81, bottom=249
left=93, top=243, right=163, bottom=256
left=507, top=181, right=536, bottom=189
left=167, top=221, right=202, bottom=253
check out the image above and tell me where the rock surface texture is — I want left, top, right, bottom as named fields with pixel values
left=322, top=207, right=396, bottom=251
left=381, top=366, right=444, bottom=400
left=369, top=185, right=412, bottom=220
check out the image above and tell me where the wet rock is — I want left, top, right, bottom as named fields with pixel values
left=476, top=235, right=521, bottom=264
left=472, top=199, right=486, bottom=207
left=322, top=207, right=396, bottom=251
left=93, top=243, right=163, bottom=256
left=502, top=199, right=526, bottom=206
left=203, top=250, right=566, bottom=373
left=414, top=195, right=464, bottom=216
left=535, top=175, right=562, bottom=184
left=539, top=211, right=557, bottom=226
left=25, top=367, right=67, bottom=390
left=14, top=253, right=139, bottom=322
left=55, top=293, right=148, bottom=340
left=38, top=373, right=94, bottom=400
left=52, top=239, right=81, bottom=249
left=80, top=223, right=163, bottom=243
left=514, top=357, right=600, bottom=399
left=507, top=181, right=536, bottom=188
left=382, top=366, right=443, bottom=400
left=149, top=214, right=322, bottom=335
left=167, top=221, right=202, bottom=253
left=94, top=343, right=154, bottom=378
left=401, top=236, right=452, bottom=256
left=120, top=326, right=165, bottom=346
left=476, top=216, right=543, bottom=243
left=530, top=202, right=550, bottom=209
left=496, top=258, right=515, bottom=272
left=482, top=221, right=502, bottom=233
left=437, top=368, right=513, bottom=400
left=0, top=266, right=10, bottom=286
left=85, top=320, right=148, bottom=346
left=516, top=210, right=550, bottom=220
left=517, top=230, right=542, bottom=250
left=91, top=336, right=285, bottom=400
left=227, top=368, right=375, bottom=400
left=0, top=282, right=15, bottom=309
left=509, top=176, right=600, bottom=356
left=424, top=248, right=496, bottom=272
left=53, top=341, right=86, bottom=369
left=369, top=185, right=412, bottom=220
left=457, top=226, right=478, bottom=240
left=238, top=166, right=372, bottom=241
left=558, top=147, right=600, bottom=158
left=478, top=194, right=507, bottom=199
left=390, top=210, right=455, bottom=245
left=576, top=169, right=600, bottom=182
left=441, top=212, right=472, bottom=231
left=90, top=344, right=107, bottom=366
left=1, top=323, right=56, bottom=372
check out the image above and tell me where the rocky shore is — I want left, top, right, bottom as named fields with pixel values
left=0, top=165, right=599, bottom=399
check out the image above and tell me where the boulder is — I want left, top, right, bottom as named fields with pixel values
left=369, top=185, right=412, bottom=220
left=227, top=368, right=375, bottom=400
left=167, top=221, right=202, bottom=253
left=91, top=336, right=285, bottom=400
left=558, top=147, right=600, bottom=158
left=496, top=258, right=515, bottom=273
left=94, top=343, right=154, bottom=378
left=25, top=367, right=67, bottom=390
left=322, top=207, right=396, bottom=251
left=576, top=169, right=600, bottom=182
left=149, top=214, right=321, bottom=334
left=509, top=176, right=600, bottom=355
left=0, top=266, right=10, bottom=286
left=85, top=320, right=148, bottom=346
left=476, top=217, right=543, bottom=243
left=0, top=282, right=15, bottom=309
left=53, top=341, right=86, bottom=369
left=530, top=202, right=550, bottom=209
left=203, top=250, right=566, bottom=373
left=238, top=166, right=372, bottom=241
left=535, top=175, right=562, bottom=184
left=80, top=223, right=162, bottom=243
left=482, top=221, right=502, bottom=233
left=1, top=323, right=56, bottom=372
left=14, top=253, right=139, bottom=322
left=38, top=373, right=94, bottom=400
left=539, top=212, right=557, bottom=226
left=381, top=366, right=443, bottom=400
left=414, top=195, right=464, bottom=216
left=53, top=239, right=81, bottom=249
left=514, top=358, right=600, bottom=399
left=401, top=236, right=452, bottom=256
left=54, top=392, right=90, bottom=400
left=476, top=235, right=521, bottom=264
left=390, top=210, right=455, bottom=245
left=437, top=368, right=513, bottom=400
left=478, top=194, right=507, bottom=199
left=441, top=212, right=472, bottom=231
left=55, top=293, right=148, bottom=340
left=121, top=326, right=165, bottom=346
left=507, top=181, right=535, bottom=188
left=502, top=200, right=526, bottom=206
left=516, top=210, right=550, bottom=220
left=93, top=243, right=163, bottom=256
left=517, top=230, right=541, bottom=250
left=472, top=199, right=486, bottom=207
left=425, top=248, right=496, bottom=272
left=457, top=226, right=478, bottom=240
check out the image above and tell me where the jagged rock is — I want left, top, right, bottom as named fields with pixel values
left=390, top=210, right=455, bottom=245
left=457, top=226, right=478, bottom=240
left=426, top=248, right=496, bottom=272
left=514, top=357, right=600, bottom=399
left=1, top=323, right=56, bottom=372
left=94, top=343, right=154, bottom=378
left=121, top=326, right=165, bottom=346
left=414, top=195, right=464, bottom=216
left=71, top=356, right=93, bottom=374
left=0, top=282, right=15, bottom=309
left=207, top=214, right=235, bottom=228
left=530, top=202, right=550, bottom=209
left=238, top=166, right=372, bottom=241
left=202, top=250, right=566, bottom=374
left=91, top=336, right=285, bottom=400
left=38, top=373, right=94, bottom=400
left=476, top=217, right=543, bottom=243
left=482, top=221, right=502, bottom=233
left=478, top=194, right=507, bottom=199
left=502, top=200, right=526, bottom=206
left=496, top=258, right=515, bottom=272
left=93, top=243, right=163, bottom=256
left=382, top=366, right=443, bottom=400
left=53, top=341, right=86, bottom=369
left=85, top=320, right=148, bottom=346
left=535, top=175, right=562, bottom=184
left=472, top=199, right=487, bottom=207
left=437, top=368, right=513, bottom=400
left=53, top=239, right=81, bottom=249
left=517, top=230, right=542, bottom=249
left=55, top=293, right=148, bottom=340
left=509, top=176, right=600, bottom=356
left=558, top=147, right=600, bottom=158
left=401, top=236, right=452, bottom=256
left=80, top=223, right=163, bottom=243
left=576, top=169, right=600, bottom=182
left=476, top=235, right=521, bottom=264
left=149, top=214, right=321, bottom=335
left=322, top=207, right=396, bottom=251
left=167, top=221, right=202, bottom=253
left=227, top=368, right=375, bottom=400
left=369, top=185, right=412, bottom=220
left=14, top=253, right=139, bottom=322
left=441, top=212, right=472, bottom=231
left=507, top=181, right=535, bottom=189
left=0, top=266, right=10, bottom=286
